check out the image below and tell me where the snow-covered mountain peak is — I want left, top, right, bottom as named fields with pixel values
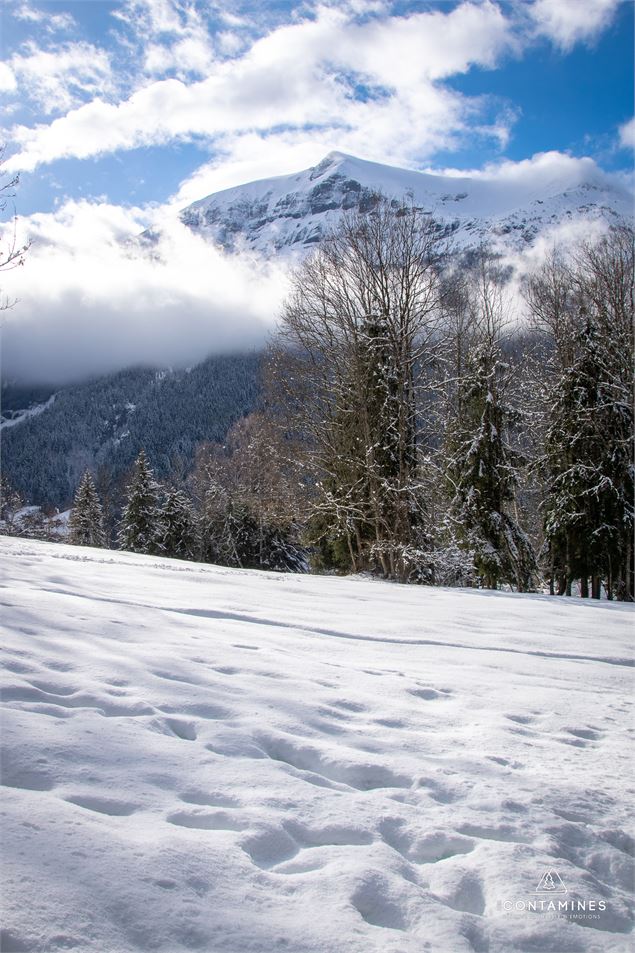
left=179, top=152, right=632, bottom=257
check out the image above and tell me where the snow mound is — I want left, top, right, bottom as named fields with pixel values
left=1, top=537, right=633, bottom=952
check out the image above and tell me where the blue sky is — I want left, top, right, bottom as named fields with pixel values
left=1, top=0, right=633, bottom=216
left=0, top=0, right=633, bottom=385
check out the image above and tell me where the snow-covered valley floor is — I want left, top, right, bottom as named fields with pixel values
left=1, top=538, right=633, bottom=953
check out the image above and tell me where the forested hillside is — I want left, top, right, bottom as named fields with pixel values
left=2, top=353, right=260, bottom=507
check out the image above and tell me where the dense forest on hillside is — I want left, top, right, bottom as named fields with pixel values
left=2, top=353, right=261, bottom=507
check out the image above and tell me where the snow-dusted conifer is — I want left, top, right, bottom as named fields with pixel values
left=446, top=257, right=536, bottom=591
left=156, top=488, right=198, bottom=560
left=543, top=317, right=633, bottom=598
left=118, top=450, right=161, bottom=554
left=68, top=470, right=105, bottom=547
left=448, top=341, right=536, bottom=590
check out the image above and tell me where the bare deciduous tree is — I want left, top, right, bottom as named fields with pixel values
left=271, top=196, right=451, bottom=580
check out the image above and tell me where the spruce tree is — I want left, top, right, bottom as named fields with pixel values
left=156, top=488, right=198, bottom=560
left=543, top=317, right=634, bottom=598
left=68, top=470, right=105, bottom=548
left=447, top=343, right=536, bottom=591
left=118, top=450, right=161, bottom=554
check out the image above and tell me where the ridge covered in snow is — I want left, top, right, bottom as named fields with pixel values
left=1, top=537, right=633, bottom=952
left=179, top=151, right=632, bottom=256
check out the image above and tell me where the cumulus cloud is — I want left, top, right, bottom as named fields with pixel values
left=529, top=0, right=621, bottom=50
left=5, top=1, right=515, bottom=174
left=618, top=117, right=635, bottom=151
left=423, top=150, right=621, bottom=203
left=1, top=200, right=289, bottom=385
left=6, top=41, right=114, bottom=115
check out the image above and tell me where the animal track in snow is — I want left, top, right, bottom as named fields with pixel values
left=179, top=790, right=240, bottom=808
left=2, top=659, right=34, bottom=674
left=1, top=684, right=154, bottom=717
left=0, top=928, right=31, bottom=952
left=241, top=826, right=299, bottom=868
left=330, top=699, right=367, bottom=713
left=432, top=870, right=486, bottom=917
left=409, top=687, right=453, bottom=701
left=257, top=733, right=411, bottom=791
left=486, top=755, right=524, bottom=770
left=351, top=875, right=409, bottom=931
left=505, top=713, right=535, bottom=725
left=1, top=765, right=55, bottom=792
left=65, top=794, right=138, bottom=816
left=163, top=718, right=198, bottom=741
left=159, top=703, right=230, bottom=721
left=167, top=810, right=247, bottom=831
left=456, top=822, right=529, bottom=844
left=242, top=820, right=373, bottom=872
left=374, top=716, right=406, bottom=728
left=565, top=726, right=603, bottom=741
left=380, top=819, right=475, bottom=864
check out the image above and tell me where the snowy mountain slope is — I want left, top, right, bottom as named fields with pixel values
left=179, top=151, right=633, bottom=256
left=1, top=537, right=633, bottom=953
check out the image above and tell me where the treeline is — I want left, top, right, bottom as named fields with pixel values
left=3, top=200, right=633, bottom=599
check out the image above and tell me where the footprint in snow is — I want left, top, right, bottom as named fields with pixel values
left=167, top=810, right=247, bottom=831
left=65, top=794, right=138, bottom=816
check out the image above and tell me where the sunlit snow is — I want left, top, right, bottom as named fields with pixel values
left=1, top=537, right=633, bottom=952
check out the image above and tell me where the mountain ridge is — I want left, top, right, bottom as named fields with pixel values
left=178, top=150, right=632, bottom=255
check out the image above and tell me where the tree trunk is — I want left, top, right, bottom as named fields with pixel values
left=580, top=576, right=589, bottom=598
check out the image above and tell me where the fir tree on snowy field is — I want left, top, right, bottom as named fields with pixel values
left=527, top=227, right=634, bottom=600
left=117, top=450, right=161, bottom=555
left=155, top=488, right=198, bottom=560
left=68, top=470, right=105, bottom=548
left=445, top=257, right=536, bottom=591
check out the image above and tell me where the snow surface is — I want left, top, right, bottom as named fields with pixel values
left=1, top=537, right=634, bottom=953
left=178, top=152, right=632, bottom=257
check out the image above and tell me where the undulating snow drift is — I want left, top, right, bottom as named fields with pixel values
left=1, top=538, right=633, bottom=953
left=178, top=151, right=632, bottom=256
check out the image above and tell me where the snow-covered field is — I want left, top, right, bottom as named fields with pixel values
left=1, top=537, right=633, bottom=953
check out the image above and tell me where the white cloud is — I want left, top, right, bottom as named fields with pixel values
left=11, top=1, right=76, bottom=33
left=459, top=150, right=607, bottom=186
left=1, top=199, right=289, bottom=385
left=0, top=63, right=17, bottom=93
left=7, top=41, right=113, bottom=115
left=5, top=1, right=516, bottom=174
left=618, top=116, right=635, bottom=151
left=529, top=0, right=621, bottom=50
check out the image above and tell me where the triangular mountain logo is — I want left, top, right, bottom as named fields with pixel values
left=536, top=869, right=567, bottom=893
